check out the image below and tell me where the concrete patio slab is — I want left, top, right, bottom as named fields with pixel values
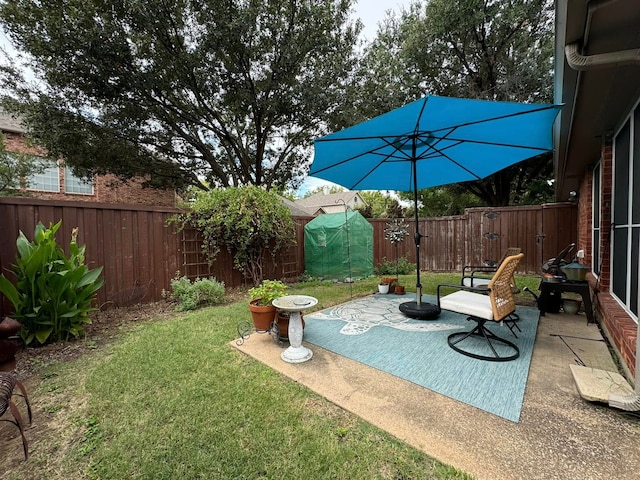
left=232, top=309, right=640, bottom=480
left=570, top=364, right=634, bottom=403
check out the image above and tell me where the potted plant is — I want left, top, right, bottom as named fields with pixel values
left=248, top=280, right=288, bottom=331
left=275, top=310, right=306, bottom=341
left=378, top=276, right=397, bottom=294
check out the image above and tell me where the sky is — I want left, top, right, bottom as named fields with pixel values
left=355, top=0, right=410, bottom=40
left=299, top=0, right=412, bottom=196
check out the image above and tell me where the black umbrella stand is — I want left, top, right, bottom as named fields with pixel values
left=398, top=149, right=440, bottom=320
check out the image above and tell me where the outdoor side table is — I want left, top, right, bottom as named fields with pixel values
left=538, top=280, right=595, bottom=324
left=272, top=295, right=317, bottom=363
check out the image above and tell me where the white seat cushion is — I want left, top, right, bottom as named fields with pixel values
left=440, top=290, right=494, bottom=320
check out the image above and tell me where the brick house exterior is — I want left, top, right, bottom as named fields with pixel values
left=1, top=112, right=177, bottom=207
left=555, top=1, right=639, bottom=382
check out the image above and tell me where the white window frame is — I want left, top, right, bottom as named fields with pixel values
left=592, top=162, right=601, bottom=276
left=611, top=97, right=640, bottom=321
left=26, top=158, right=60, bottom=193
left=64, top=166, right=94, bottom=195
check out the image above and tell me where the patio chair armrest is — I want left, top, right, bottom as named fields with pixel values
left=460, top=275, right=492, bottom=288
left=463, top=265, right=498, bottom=274
left=462, top=265, right=498, bottom=277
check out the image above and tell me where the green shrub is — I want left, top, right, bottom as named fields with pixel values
left=171, top=186, right=296, bottom=286
left=375, top=256, right=416, bottom=276
left=0, top=221, right=104, bottom=345
left=163, top=274, right=226, bottom=311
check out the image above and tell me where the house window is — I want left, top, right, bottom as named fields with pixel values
left=64, top=166, right=94, bottom=195
left=27, top=159, right=59, bottom=192
left=2, top=153, right=21, bottom=189
left=592, top=162, right=601, bottom=275
left=611, top=102, right=640, bottom=318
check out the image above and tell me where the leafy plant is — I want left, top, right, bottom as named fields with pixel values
left=162, top=273, right=225, bottom=311
left=0, top=221, right=104, bottom=345
left=375, top=256, right=415, bottom=276
left=173, top=186, right=296, bottom=286
left=248, top=279, right=288, bottom=306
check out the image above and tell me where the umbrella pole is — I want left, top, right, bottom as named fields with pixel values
left=413, top=183, right=422, bottom=307
left=398, top=154, right=439, bottom=320
left=411, top=153, right=422, bottom=306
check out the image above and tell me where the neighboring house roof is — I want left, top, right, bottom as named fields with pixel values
left=279, top=196, right=314, bottom=217
left=294, top=191, right=366, bottom=215
left=0, top=110, right=26, bottom=134
left=554, top=0, right=640, bottom=199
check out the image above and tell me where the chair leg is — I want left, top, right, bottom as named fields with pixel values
left=502, top=313, right=521, bottom=338
left=14, top=379, right=32, bottom=425
left=6, top=400, right=29, bottom=459
left=448, top=317, right=520, bottom=362
left=0, top=372, right=31, bottom=459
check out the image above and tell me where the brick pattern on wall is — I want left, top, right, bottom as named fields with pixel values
left=2, top=130, right=176, bottom=207
left=2, top=131, right=45, bottom=156
left=577, top=169, right=592, bottom=267
left=93, top=175, right=176, bottom=207
left=579, top=140, right=636, bottom=380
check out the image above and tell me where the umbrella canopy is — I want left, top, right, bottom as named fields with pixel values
left=310, top=95, right=562, bottom=191
left=309, top=95, right=562, bottom=319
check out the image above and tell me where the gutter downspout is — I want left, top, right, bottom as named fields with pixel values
left=565, top=42, right=640, bottom=71
left=564, top=0, right=640, bottom=412
left=608, top=328, right=640, bottom=411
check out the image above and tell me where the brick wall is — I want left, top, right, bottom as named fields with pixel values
left=599, top=143, right=613, bottom=290
left=2, top=130, right=176, bottom=207
left=577, top=169, right=592, bottom=267
left=93, top=175, right=177, bottom=207
left=580, top=140, right=637, bottom=380
left=2, top=131, right=45, bottom=156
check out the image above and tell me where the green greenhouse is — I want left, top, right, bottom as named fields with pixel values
left=304, top=211, right=373, bottom=281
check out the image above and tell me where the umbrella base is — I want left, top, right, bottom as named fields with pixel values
left=399, top=301, right=440, bottom=320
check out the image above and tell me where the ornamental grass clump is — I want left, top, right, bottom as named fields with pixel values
left=0, top=221, right=104, bottom=345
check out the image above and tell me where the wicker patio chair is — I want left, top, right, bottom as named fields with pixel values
left=461, top=246, right=522, bottom=292
left=437, top=253, right=524, bottom=362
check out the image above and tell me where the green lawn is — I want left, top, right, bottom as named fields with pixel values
left=6, top=273, right=539, bottom=479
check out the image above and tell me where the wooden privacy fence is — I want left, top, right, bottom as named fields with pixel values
left=0, top=197, right=184, bottom=315
left=370, top=203, right=579, bottom=274
left=0, top=197, right=577, bottom=314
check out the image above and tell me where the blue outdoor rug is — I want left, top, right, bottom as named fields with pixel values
left=302, top=294, right=540, bottom=422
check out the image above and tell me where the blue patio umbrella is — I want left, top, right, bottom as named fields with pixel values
left=309, top=95, right=562, bottom=319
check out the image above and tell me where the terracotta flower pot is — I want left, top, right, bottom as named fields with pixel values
left=0, top=317, right=21, bottom=337
left=276, top=311, right=305, bottom=340
left=394, top=285, right=405, bottom=295
left=248, top=299, right=277, bottom=331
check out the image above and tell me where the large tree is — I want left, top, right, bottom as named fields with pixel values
left=353, top=0, right=556, bottom=206
left=0, top=0, right=361, bottom=191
